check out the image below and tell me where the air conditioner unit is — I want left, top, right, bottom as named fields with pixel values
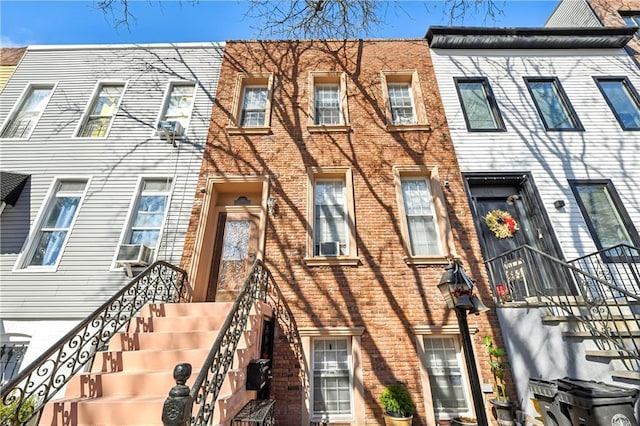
left=115, top=244, right=153, bottom=267
left=319, top=241, right=340, bottom=257
left=156, top=120, right=184, bottom=139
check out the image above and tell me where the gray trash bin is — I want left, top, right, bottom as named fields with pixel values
left=556, top=377, right=639, bottom=426
left=528, top=378, right=572, bottom=426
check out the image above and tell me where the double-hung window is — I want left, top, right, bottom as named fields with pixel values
left=569, top=180, right=640, bottom=258
left=306, top=168, right=357, bottom=265
left=387, top=83, right=416, bottom=125
left=240, top=86, right=268, bottom=127
left=401, top=178, right=442, bottom=256
left=422, top=336, right=472, bottom=419
left=394, top=166, right=452, bottom=263
left=1, top=85, right=54, bottom=139
left=123, top=178, right=172, bottom=249
left=314, top=180, right=347, bottom=257
left=455, top=78, right=505, bottom=131
left=315, top=84, right=341, bottom=125
left=159, top=82, right=196, bottom=130
left=20, top=179, right=88, bottom=269
left=312, top=338, right=352, bottom=419
left=77, top=83, right=124, bottom=138
left=525, top=78, right=582, bottom=130
left=594, top=77, right=640, bottom=130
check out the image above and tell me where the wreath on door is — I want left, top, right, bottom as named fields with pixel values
left=484, top=209, right=519, bottom=239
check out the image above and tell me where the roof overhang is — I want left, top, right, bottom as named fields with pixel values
left=1, top=171, right=30, bottom=207
left=426, top=26, right=637, bottom=49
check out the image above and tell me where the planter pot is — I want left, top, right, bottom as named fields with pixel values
left=383, top=413, right=413, bottom=426
left=451, top=418, right=477, bottom=426
left=490, top=399, right=516, bottom=426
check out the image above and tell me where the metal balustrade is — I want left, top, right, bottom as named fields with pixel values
left=485, top=244, right=640, bottom=360
left=0, top=261, right=189, bottom=426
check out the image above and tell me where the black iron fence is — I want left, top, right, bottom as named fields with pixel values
left=484, top=244, right=640, bottom=360
left=0, top=261, right=189, bottom=426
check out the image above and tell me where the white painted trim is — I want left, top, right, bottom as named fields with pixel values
left=72, top=80, right=129, bottom=139
left=0, top=82, right=58, bottom=140
left=13, top=176, right=92, bottom=272
left=151, top=80, right=198, bottom=139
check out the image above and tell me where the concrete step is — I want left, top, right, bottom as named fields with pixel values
left=612, top=370, right=640, bottom=381
left=65, top=369, right=195, bottom=398
left=108, top=330, right=221, bottom=351
left=128, top=313, right=230, bottom=333
left=139, top=302, right=233, bottom=318
left=584, top=350, right=638, bottom=359
left=91, top=347, right=212, bottom=373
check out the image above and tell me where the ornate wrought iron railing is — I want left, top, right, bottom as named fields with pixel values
left=485, top=244, right=640, bottom=360
left=0, top=261, right=189, bottom=426
left=186, top=259, right=269, bottom=425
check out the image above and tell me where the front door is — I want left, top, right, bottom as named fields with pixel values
left=207, top=210, right=260, bottom=302
left=466, top=174, right=570, bottom=299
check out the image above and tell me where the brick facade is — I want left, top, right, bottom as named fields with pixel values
left=589, top=0, right=640, bottom=63
left=181, top=40, right=510, bottom=425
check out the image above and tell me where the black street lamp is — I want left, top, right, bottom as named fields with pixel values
left=438, top=261, right=489, bottom=426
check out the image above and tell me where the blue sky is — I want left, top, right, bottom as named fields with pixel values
left=1, top=1, right=560, bottom=47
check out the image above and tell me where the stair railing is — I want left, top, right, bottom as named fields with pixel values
left=0, top=261, right=189, bottom=426
left=187, top=259, right=269, bottom=425
left=484, top=244, right=640, bottom=360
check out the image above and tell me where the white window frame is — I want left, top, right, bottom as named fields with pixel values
left=74, top=81, right=127, bottom=139
left=314, top=83, right=342, bottom=125
left=112, top=176, right=174, bottom=270
left=14, top=177, right=91, bottom=272
left=399, top=176, right=443, bottom=256
left=311, top=337, right=354, bottom=421
left=387, top=82, right=417, bottom=125
left=239, top=85, right=268, bottom=128
left=153, top=81, right=197, bottom=137
left=0, top=82, right=57, bottom=140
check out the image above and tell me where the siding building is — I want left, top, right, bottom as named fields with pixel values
left=0, top=43, right=223, bottom=385
left=429, top=25, right=640, bottom=420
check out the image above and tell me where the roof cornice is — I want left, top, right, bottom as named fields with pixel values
left=426, top=26, right=636, bottom=49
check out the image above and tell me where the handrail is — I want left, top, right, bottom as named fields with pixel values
left=188, top=259, right=269, bottom=425
left=484, top=244, right=640, bottom=360
left=0, top=261, right=189, bottom=425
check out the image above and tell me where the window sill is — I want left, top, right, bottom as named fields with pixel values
left=386, top=123, right=431, bottom=132
left=226, top=126, right=271, bottom=135
left=303, top=256, right=361, bottom=267
left=403, top=255, right=451, bottom=266
left=307, top=124, right=351, bottom=133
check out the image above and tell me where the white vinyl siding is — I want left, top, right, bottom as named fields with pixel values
left=0, top=43, right=223, bottom=318
left=77, top=83, right=124, bottom=138
left=0, top=85, right=53, bottom=139
left=312, top=338, right=352, bottom=419
left=401, top=178, right=442, bottom=256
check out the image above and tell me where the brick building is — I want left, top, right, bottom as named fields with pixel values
left=181, top=40, right=507, bottom=425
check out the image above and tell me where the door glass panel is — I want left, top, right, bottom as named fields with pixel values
left=217, top=217, right=257, bottom=294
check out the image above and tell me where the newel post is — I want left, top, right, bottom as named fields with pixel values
left=162, top=363, right=193, bottom=426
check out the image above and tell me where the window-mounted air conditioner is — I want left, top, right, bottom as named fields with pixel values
left=115, top=244, right=153, bottom=267
left=319, top=241, right=340, bottom=257
left=156, top=120, right=184, bottom=139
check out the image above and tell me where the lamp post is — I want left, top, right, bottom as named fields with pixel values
left=438, top=261, right=489, bottom=426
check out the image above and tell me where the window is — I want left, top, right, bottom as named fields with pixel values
left=422, top=336, right=472, bottom=419
left=525, top=78, right=582, bottom=130
left=308, top=72, right=349, bottom=131
left=121, top=178, right=172, bottom=249
left=1, top=85, right=54, bottom=139
left=77, top=83, right=125, bottom=138
left=312, top=338, right=352, bottom=419
left=306, top=168, right=357, bottom=266
left=569, top=180, right=640, bottom=257
left=394, top=166, right=454, bottom=264
left=621, top=13, right=640, bottom=38
left=19, top=179, right=88, bottom=269
left=454, top=78, right=505, bottom=131
left=594, top=77, right=640, bottom=130
left=0, top=337, right=29, bottom=387
left=228, top=74, right=273, bottom=134
left=158, top=82, right=196, bottom=130
left=381, top=71, right=429, bottom=130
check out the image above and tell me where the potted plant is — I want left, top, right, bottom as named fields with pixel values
left=484, top=336, right=515, bottom=425
left=380, top=383, right=415, bottom=425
